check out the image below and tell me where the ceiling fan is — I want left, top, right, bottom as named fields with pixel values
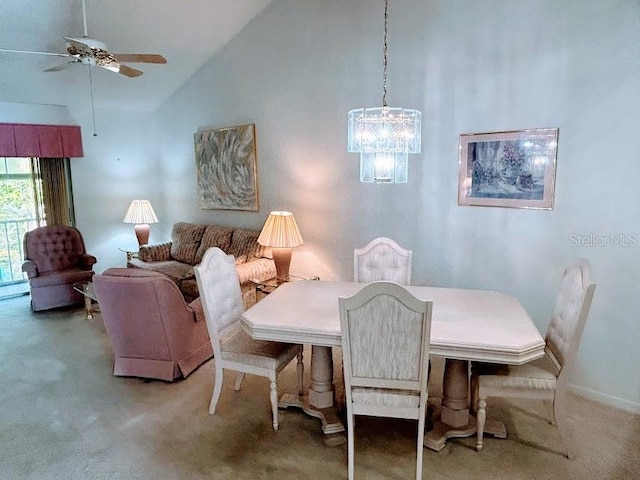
left=0, top=0, right=167, bottom=78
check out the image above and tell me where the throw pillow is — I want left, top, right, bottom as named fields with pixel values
left=228, top=228, right=264, bottom=261
left=170, top=222, right=207, bottom=264
left=194, top=225, right=233, bottom=263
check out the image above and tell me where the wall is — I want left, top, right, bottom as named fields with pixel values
left=0, top=102, right=76, bottom=125
left=70, top=106, right=163, bottom=271
left=153, top=0, right=640, bottom=411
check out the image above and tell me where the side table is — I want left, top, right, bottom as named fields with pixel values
left=73, top=282, right=98, bottom=319
left=252, top=274, right=319, bottom=302
left=118, top=247, right=139, bottom=265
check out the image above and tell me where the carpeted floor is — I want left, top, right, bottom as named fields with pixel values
left=1, top=294, right=638, bottom=480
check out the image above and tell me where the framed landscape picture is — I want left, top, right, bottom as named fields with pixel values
left=458, top=128, right=558, bottom=210
left=194, top=123, right=259, bottom=211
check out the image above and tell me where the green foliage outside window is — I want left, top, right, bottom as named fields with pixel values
left=0, top=158, right=37, bottom=283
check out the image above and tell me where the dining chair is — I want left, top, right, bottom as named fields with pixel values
left=471, top=258, right=596, bottom=458
left=339, top=281, right=432, bottom=480
left=353, top=237, right=412, bottom=285
left=194, top=247, right=304, bottom=431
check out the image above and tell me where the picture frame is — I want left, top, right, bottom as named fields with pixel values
left=458, top=128, right=558, bottom=210
left=194, top=123, right=259, bottom=211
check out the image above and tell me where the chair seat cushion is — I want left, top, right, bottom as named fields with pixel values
left=475, top=354, right=558, bottom=391
left=221, top=329, right=300, bottom=369
left=29, top=268, right=93, bottom=288
left=351, top=387, right=420, bottom=408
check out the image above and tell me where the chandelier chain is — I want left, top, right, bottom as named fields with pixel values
left=382, top=0, right=388, bottom=107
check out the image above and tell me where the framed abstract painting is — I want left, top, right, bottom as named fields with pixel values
left=194, top=123, right=259, bottom=211
left=458, top=128, right=558, bottom=210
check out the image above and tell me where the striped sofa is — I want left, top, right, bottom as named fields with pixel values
left=127, top=222, right=276, bottom=308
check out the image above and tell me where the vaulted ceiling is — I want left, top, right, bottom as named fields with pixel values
left=0, top=0, right=274, bottom=112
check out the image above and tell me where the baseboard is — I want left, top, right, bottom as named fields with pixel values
left=569, top=384, right=640, bottom=414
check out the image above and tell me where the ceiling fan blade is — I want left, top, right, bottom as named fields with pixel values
left=112, top=54, right=167, bottom=64
left=111, top=64, right=144, bottom=78
left=44, top=60, right=79, bottom=72
left=64, top=36, right=107, bottom=51
left=0, top=48, right=69, bottom=58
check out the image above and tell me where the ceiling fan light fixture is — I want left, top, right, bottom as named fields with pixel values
left=0, top=0, right=168, bottom=136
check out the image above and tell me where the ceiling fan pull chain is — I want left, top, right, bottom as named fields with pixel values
left=87, top=64, right=97, bottom=136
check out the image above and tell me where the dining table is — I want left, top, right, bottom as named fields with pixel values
left=241, top=280, right=546, bottom=450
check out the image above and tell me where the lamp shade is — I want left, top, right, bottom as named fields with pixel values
left=123, top=200, right=159, bottom=224
left=257, top=211, right=303, bottom=248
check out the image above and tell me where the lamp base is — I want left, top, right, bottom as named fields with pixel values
left=271, top=247, right=292, bottom=283
left=134, top=224, right=150, bottom=246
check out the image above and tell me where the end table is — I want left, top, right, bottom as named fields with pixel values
left=252, top=274, right=319, bottom=301
left=73, top=282, right=98, bottom=319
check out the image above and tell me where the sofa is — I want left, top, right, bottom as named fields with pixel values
left=127, top=222, right=276, bottom=308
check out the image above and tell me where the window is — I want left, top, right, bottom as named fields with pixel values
left=0, top=157, right=75, bottom=286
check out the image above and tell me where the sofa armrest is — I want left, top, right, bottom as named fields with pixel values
left=236, top=258, right=277, bottom=285
left=21, top=260, right=38, bottom=278
left=139, top=242, right=172, bottom=262
left=77, top=253, right=97, bottom=270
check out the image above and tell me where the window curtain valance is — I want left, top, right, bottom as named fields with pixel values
left=0, top=123, right=84, bottom=158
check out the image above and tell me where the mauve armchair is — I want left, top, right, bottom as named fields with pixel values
left=93, top=268, right=213, bottom=382
left=22, top=225, right=97, bottom=312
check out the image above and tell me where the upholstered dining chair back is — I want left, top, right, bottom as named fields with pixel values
left=339, top=281, right=432, bottom=480
left=194, top=247, right=304, bottom=431
left=193, top=246, right=244, bottom=360
left=544, top=258, right=596, bottom=383
left=354, top=237, right=412, bottom=285
left=21, top=225, right=97, bottom=311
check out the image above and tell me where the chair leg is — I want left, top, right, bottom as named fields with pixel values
left=553, top=394, right=575, bottom=459
left=346, top=409, right=355, bottom=480
left=470, top=375, right=478, bottom=415
left=476, top=397, right=487, bottom=451
left=269, top=377, right=279, bottom=431
left=416, top=412, right=426, bottom=480
left=234, top=372, right=245, bottom=391
left=209, top=366, right=224, bottom=415
left=543, top=399, right=555, bottom=424
left=296, top=349, right=304, bottom=396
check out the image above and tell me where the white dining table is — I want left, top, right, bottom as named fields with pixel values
left=241, top=280, right=545, bottom=449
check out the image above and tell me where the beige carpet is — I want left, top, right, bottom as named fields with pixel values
left=1, top=294, right=638, bottom=480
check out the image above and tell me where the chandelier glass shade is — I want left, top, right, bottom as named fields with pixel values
left=348, top=107, right=422, bottom=183
left=347, top=0, right=422, bottom=184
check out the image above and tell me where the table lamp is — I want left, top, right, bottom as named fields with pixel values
left=257, top=211, right=303, bottom=283
left=123, top=199, right=159, bottom=246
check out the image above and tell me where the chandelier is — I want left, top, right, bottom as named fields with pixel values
left=347, top=0, right=422, bottom=184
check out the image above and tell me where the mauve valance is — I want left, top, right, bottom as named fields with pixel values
left=0, top=123, right=84, bottom=158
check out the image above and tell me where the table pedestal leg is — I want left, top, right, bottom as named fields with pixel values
left=424, top=359, right=507, bottom=451
left=424, top=359, right=475, bottom=451
left=279, top=345, right=345, bottom=441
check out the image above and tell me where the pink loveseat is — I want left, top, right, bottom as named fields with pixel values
left=21, top=225, right=96, bottom=312
left=93, top=268, right=213, bottom=382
